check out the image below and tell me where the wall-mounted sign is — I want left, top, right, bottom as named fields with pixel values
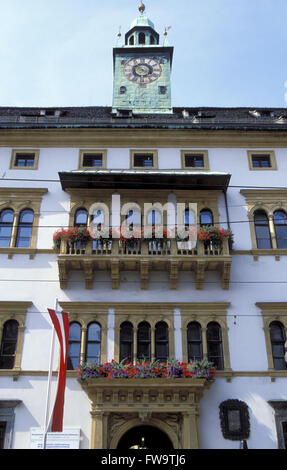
left=30, top=428, right=81, bottom=449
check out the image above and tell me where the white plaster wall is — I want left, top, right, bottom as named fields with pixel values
left=1, top=145, right=287, bottom=448
left=0, top=376, right=91, bottom=449
left=200, top=377, right=286, bottom=449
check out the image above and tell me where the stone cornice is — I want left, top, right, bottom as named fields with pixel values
left=59, top=301, right=231, bottom=313
left=1, top=128, right=287, bottom=148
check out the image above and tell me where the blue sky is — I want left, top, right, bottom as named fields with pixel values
left=0, top=0, right=287, bottom=108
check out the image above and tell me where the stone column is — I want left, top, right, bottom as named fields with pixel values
left=107, top=308, right=115, bottom=362
left=80, top=327, right=87, bottom=364
left=202, top=327, right=208, bottom=358
left=151, top=326, right=155, bottom=361
left=90, top=410, right=108, bottom=449
left=173, top=308, right=182, bottom=361
left=182, top=410, right=201, bottom=449
left=133, top=326, right=138, bottom=364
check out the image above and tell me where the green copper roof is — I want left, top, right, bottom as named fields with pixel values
left=130, top=15, right=155, bottom=30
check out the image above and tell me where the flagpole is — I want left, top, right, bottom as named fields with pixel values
left=42, top=298, right=58, bottom=449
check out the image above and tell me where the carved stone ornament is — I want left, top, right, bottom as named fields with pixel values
left=219, top=399, right=250, bottom=441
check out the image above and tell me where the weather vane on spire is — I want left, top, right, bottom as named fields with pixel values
left=164, top=26, right=172, bottom=37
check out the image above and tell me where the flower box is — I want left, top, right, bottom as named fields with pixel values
left=77, top=358, right=217, bottom=381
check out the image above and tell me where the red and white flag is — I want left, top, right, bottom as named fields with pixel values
left=47, top=308, right=69, bottom=432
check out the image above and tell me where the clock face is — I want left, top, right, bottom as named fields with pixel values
left=123, top=57, right=161, bottom=85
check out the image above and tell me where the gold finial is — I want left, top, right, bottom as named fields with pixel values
left=138, top=2, right=145, bottom=15
left=117, top=26, right=121, bottom=38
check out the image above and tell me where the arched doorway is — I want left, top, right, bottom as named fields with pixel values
left=117, top=425, right=174, bottom=450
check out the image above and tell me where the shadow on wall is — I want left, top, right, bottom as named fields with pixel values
left=245, top=392, right=278, bottom=449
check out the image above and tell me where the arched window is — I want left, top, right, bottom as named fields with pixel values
left=254, top=210, right=272, bottom=249
left=67, top=322, right=81, bottom=370
left=137, top=322, right=151, bottom=361
left=200, top=209, right=213, bottom=227
left=0, top=320, right=19, bottom=369
left=16, top=209, right=34, bottom=248
left=207, top=322, right=224, bottom=370
left=274, top=211, right=287, bottom=249
left=129, top=35, right=134, bottom=45
left=125, top=209, right=141, bottom=231
left=74, top=208, right=88, bottom=227
left=86, top=323, right=101, bottom=363
left=147, top=210, right=162, bottom=226
left=0, top=209, right=14, bottom=247
left=120, top=322, right=133, bottom=363
left=184, top=208, right=196, bottom=229
left=150, top=35, right=155, bottom=45
left=187, top=322, right=203, bottom=362
left=270, top=321, right=287, bottom=370
left=139, top=32, right=146, bottom=44
left=91, top=209, right=105, bottom=231
left=155, top=321, right=169, bottom=363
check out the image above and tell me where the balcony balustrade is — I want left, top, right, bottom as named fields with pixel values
left=57, top=237, right=231, bottom=290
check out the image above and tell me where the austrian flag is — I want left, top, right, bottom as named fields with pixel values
left=47, top=308, right=70, bottom=432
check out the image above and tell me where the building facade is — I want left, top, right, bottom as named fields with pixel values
left=1, top=4, right=287, bottom=449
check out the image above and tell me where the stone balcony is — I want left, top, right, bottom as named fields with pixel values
left=57, top=237, right=232, bottom=291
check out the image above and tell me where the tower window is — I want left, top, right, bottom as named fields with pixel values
left=159, top=86, right=167, bottom=95
left=120, top=86, right=127, bottom=95
left=150, top=35, right=155, bottom=45
left=129, top=36, right=134, bottom=45
left=139, top=32, right=146, bottom=44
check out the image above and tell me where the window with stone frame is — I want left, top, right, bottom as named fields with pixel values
left=269, top=401, right=287, bottom=449
left=0, top=320, right=19, bottom=369
left=181, top=150, right=209, bottom=170
left=0, top=302, right=31, bottom=374
left=9, top=149, right=40, bottom=170
left=256, top=303, right=287, bottom=373
left=78, top=150, right=107, bottom=169
left=0, top=401, right=21, bottom=449
left=0, top=188, right=47, bottom=252
left=240, top=190, right=287, bottom=253
left=59, top=303, right=107, bottom=368
left=247, top=150, right=277, bottom=171
left=130, top=150, right=158, bottom=169
left=181, top=303, right=231, bottom=371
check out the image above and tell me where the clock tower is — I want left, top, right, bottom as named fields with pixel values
left=112, top=3, right=173, bottom=114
